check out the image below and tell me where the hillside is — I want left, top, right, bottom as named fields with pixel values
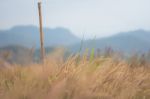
left=0, top=25, right=80, bottom=48
left=1, top=26, right=150, bottom=61
left=71, top=30, right=150, bottom=53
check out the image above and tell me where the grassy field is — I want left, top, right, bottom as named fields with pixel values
left=0, top=50, right=150, bottom=99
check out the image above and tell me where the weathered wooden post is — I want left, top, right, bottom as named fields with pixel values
left=38, top=1, right=45, bottom=63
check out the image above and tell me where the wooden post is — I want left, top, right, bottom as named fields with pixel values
left=38, top=2, right=45, bottom=63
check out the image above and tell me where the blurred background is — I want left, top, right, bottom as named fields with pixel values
left=0, top=0, right=150, bottom=64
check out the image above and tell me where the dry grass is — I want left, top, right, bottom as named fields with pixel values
left=0, top=51, right=150, bottom=99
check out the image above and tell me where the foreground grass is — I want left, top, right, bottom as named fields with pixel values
left=0, top=53, right=150, bottom=99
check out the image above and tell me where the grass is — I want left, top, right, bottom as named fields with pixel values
left=0, top=50, right=150, bottom=99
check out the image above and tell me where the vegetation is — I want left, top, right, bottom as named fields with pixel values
left=0, top=49, right=150, bottom=99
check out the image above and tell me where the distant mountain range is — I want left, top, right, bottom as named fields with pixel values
left=71, top=29, right=150, bottom=53
left=0, top=25, right=150, bottom=64
left=0, top=25, right=150, bottom=53
left=0, top=25, right=80, bottom=48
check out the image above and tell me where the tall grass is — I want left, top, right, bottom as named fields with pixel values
left=0, top=50, right=150, bottom=99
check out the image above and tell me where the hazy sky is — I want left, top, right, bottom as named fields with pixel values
left=0, top=0, right=150, bottom=38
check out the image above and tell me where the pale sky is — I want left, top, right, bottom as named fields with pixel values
left=0, top=0, right=150, bottom=38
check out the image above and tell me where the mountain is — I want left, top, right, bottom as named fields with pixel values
left=1, top=26, right=150, bottom=55
left=0, top=28, right=150, bottom=64
left=70, top=30, right=150, bottom=53
left=0, top=25, right=80, bottom=48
